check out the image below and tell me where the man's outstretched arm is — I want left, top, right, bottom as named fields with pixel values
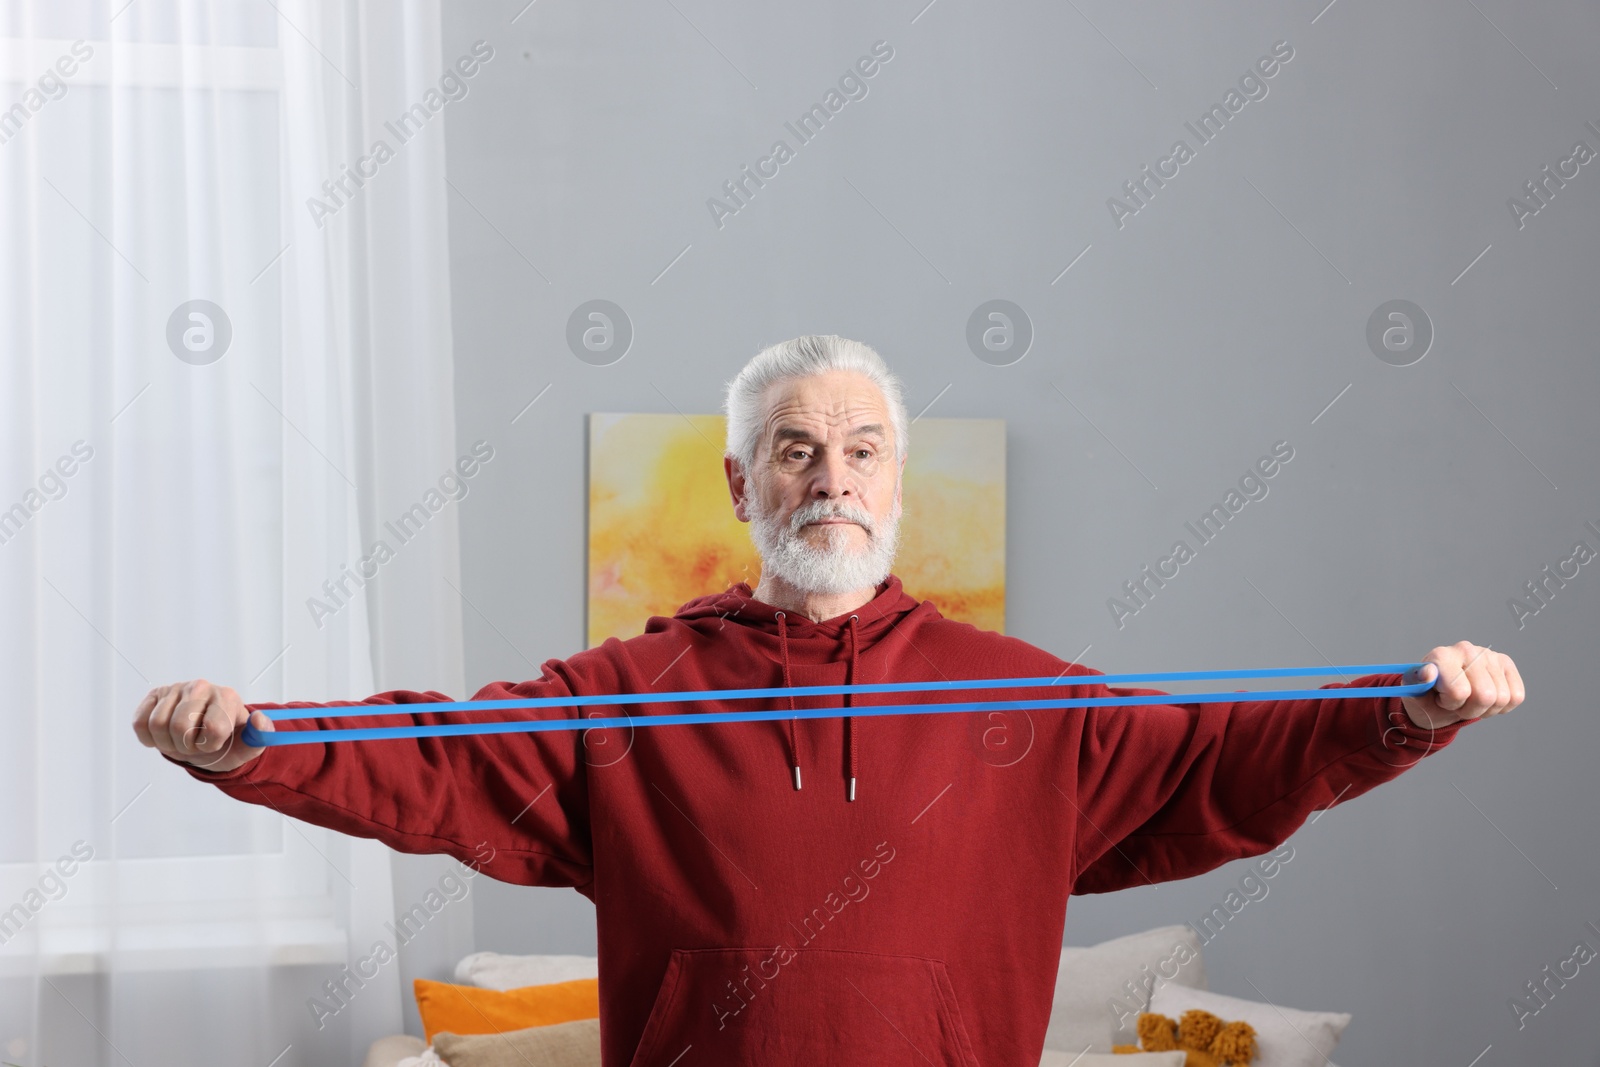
left=1068, top=642, right=1524, bottom=893
left=132, top=670, right=602, bottom=890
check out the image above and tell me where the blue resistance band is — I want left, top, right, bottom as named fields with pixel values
left=241, top=662, right=1435, bottom=747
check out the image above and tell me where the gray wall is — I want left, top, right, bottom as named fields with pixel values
left=442, top=1, right=1600, bottom=1062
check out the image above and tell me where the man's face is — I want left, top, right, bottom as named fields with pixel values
left=726, top=370, right=904, bottom=596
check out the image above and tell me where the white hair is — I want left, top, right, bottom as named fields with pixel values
left=722, top=334, right=909, bottom=471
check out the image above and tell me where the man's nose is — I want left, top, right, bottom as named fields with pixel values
left=811, top=450, right=853, bottom=499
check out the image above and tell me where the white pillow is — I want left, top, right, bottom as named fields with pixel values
left=1045, top=925, right=1207, bottom=1053
left=395, top=1049, right=444, bottom=1067
left=1149, top=985, right=1350, bottom=1067
left=1040, top=1052, right=1184, bottom=1067
left=365, top=1034, right=427, bottom=1067
left=453, top=951, right=599, bottom=991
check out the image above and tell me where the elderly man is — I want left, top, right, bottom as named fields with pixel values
left=136, top=334, right=1522, bottom=1066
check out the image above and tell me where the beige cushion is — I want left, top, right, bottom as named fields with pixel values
left=1040, top=1052, right=1185, bottom=1066
left=362, top=1033, right=426, bottom=1067
left=454, top=951, right=600, bottom=991
left=1044, top=925, right=1208, bottom=1053
left=1149, top=985, right=1350, bottom=1067
left=434, top=1018, right=601, bottom=1067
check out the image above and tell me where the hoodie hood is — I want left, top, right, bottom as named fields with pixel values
left=672, top=575, right=928, bottom=800
left=672, top=573, right=923, bottom=639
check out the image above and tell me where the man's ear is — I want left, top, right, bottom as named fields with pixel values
left=725, top=455, right=751, bottom=523
left=894, top=453, right=906, bottom=511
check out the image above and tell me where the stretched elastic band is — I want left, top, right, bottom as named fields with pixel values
left=241, top=663, right=1434, bottom=747
left=260, top=662, right=1425, bottom=720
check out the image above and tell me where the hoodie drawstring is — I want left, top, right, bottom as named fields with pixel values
left=775, top=612, right=802, bottom=791
left=845, top=614, right=860, bottom=803
left=774, top=610, right=862, bottom=802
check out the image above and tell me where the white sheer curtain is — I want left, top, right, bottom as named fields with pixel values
left=0, top=2, right=467, bottom=1064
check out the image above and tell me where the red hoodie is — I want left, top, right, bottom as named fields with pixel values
left=189, top=575, right=1463, bottom=1066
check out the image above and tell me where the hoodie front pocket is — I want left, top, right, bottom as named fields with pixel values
left=627, top=947, right=982, bottom=1067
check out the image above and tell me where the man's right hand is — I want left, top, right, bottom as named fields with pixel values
left=133, top=679, right=272, bottom=773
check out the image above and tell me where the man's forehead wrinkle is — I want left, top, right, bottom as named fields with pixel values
left=756, top=375, right=894, bottom=457
left=768, top=414, right=886, bottom=435
left=761, top=404, right=890, bottom=439
left=764, top=398, right=885, bottom=419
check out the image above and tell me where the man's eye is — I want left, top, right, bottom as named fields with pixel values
left=786, top=449, right=809, bottom=461
left=855, top=449, right=873, bottom=459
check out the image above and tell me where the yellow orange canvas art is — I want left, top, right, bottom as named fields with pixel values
left=587, top=413, right=1005, bottom=647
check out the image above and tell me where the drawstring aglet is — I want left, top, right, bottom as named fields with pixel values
left=792, top=765, right=803, bottom=791
left=847, top=776, right=856, bottom=802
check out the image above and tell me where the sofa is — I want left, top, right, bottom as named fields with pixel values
left=364, top=926, right=1351, bottom=1066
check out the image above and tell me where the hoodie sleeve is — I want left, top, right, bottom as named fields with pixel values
left=180, top=656, right=607, bottom=892
left=1068, top=671, right=1467, bottom=894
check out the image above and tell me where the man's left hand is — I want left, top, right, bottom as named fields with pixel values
left=1400, top=642, right=1525, bottom=729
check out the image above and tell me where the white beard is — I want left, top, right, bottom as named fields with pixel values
left=747, top=489, right=901, bottom=597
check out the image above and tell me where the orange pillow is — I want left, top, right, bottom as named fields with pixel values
left=413, top=977, right=600, bottom=1044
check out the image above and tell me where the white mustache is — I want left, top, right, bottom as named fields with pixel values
left=788, top=501, right=875, bottom=535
